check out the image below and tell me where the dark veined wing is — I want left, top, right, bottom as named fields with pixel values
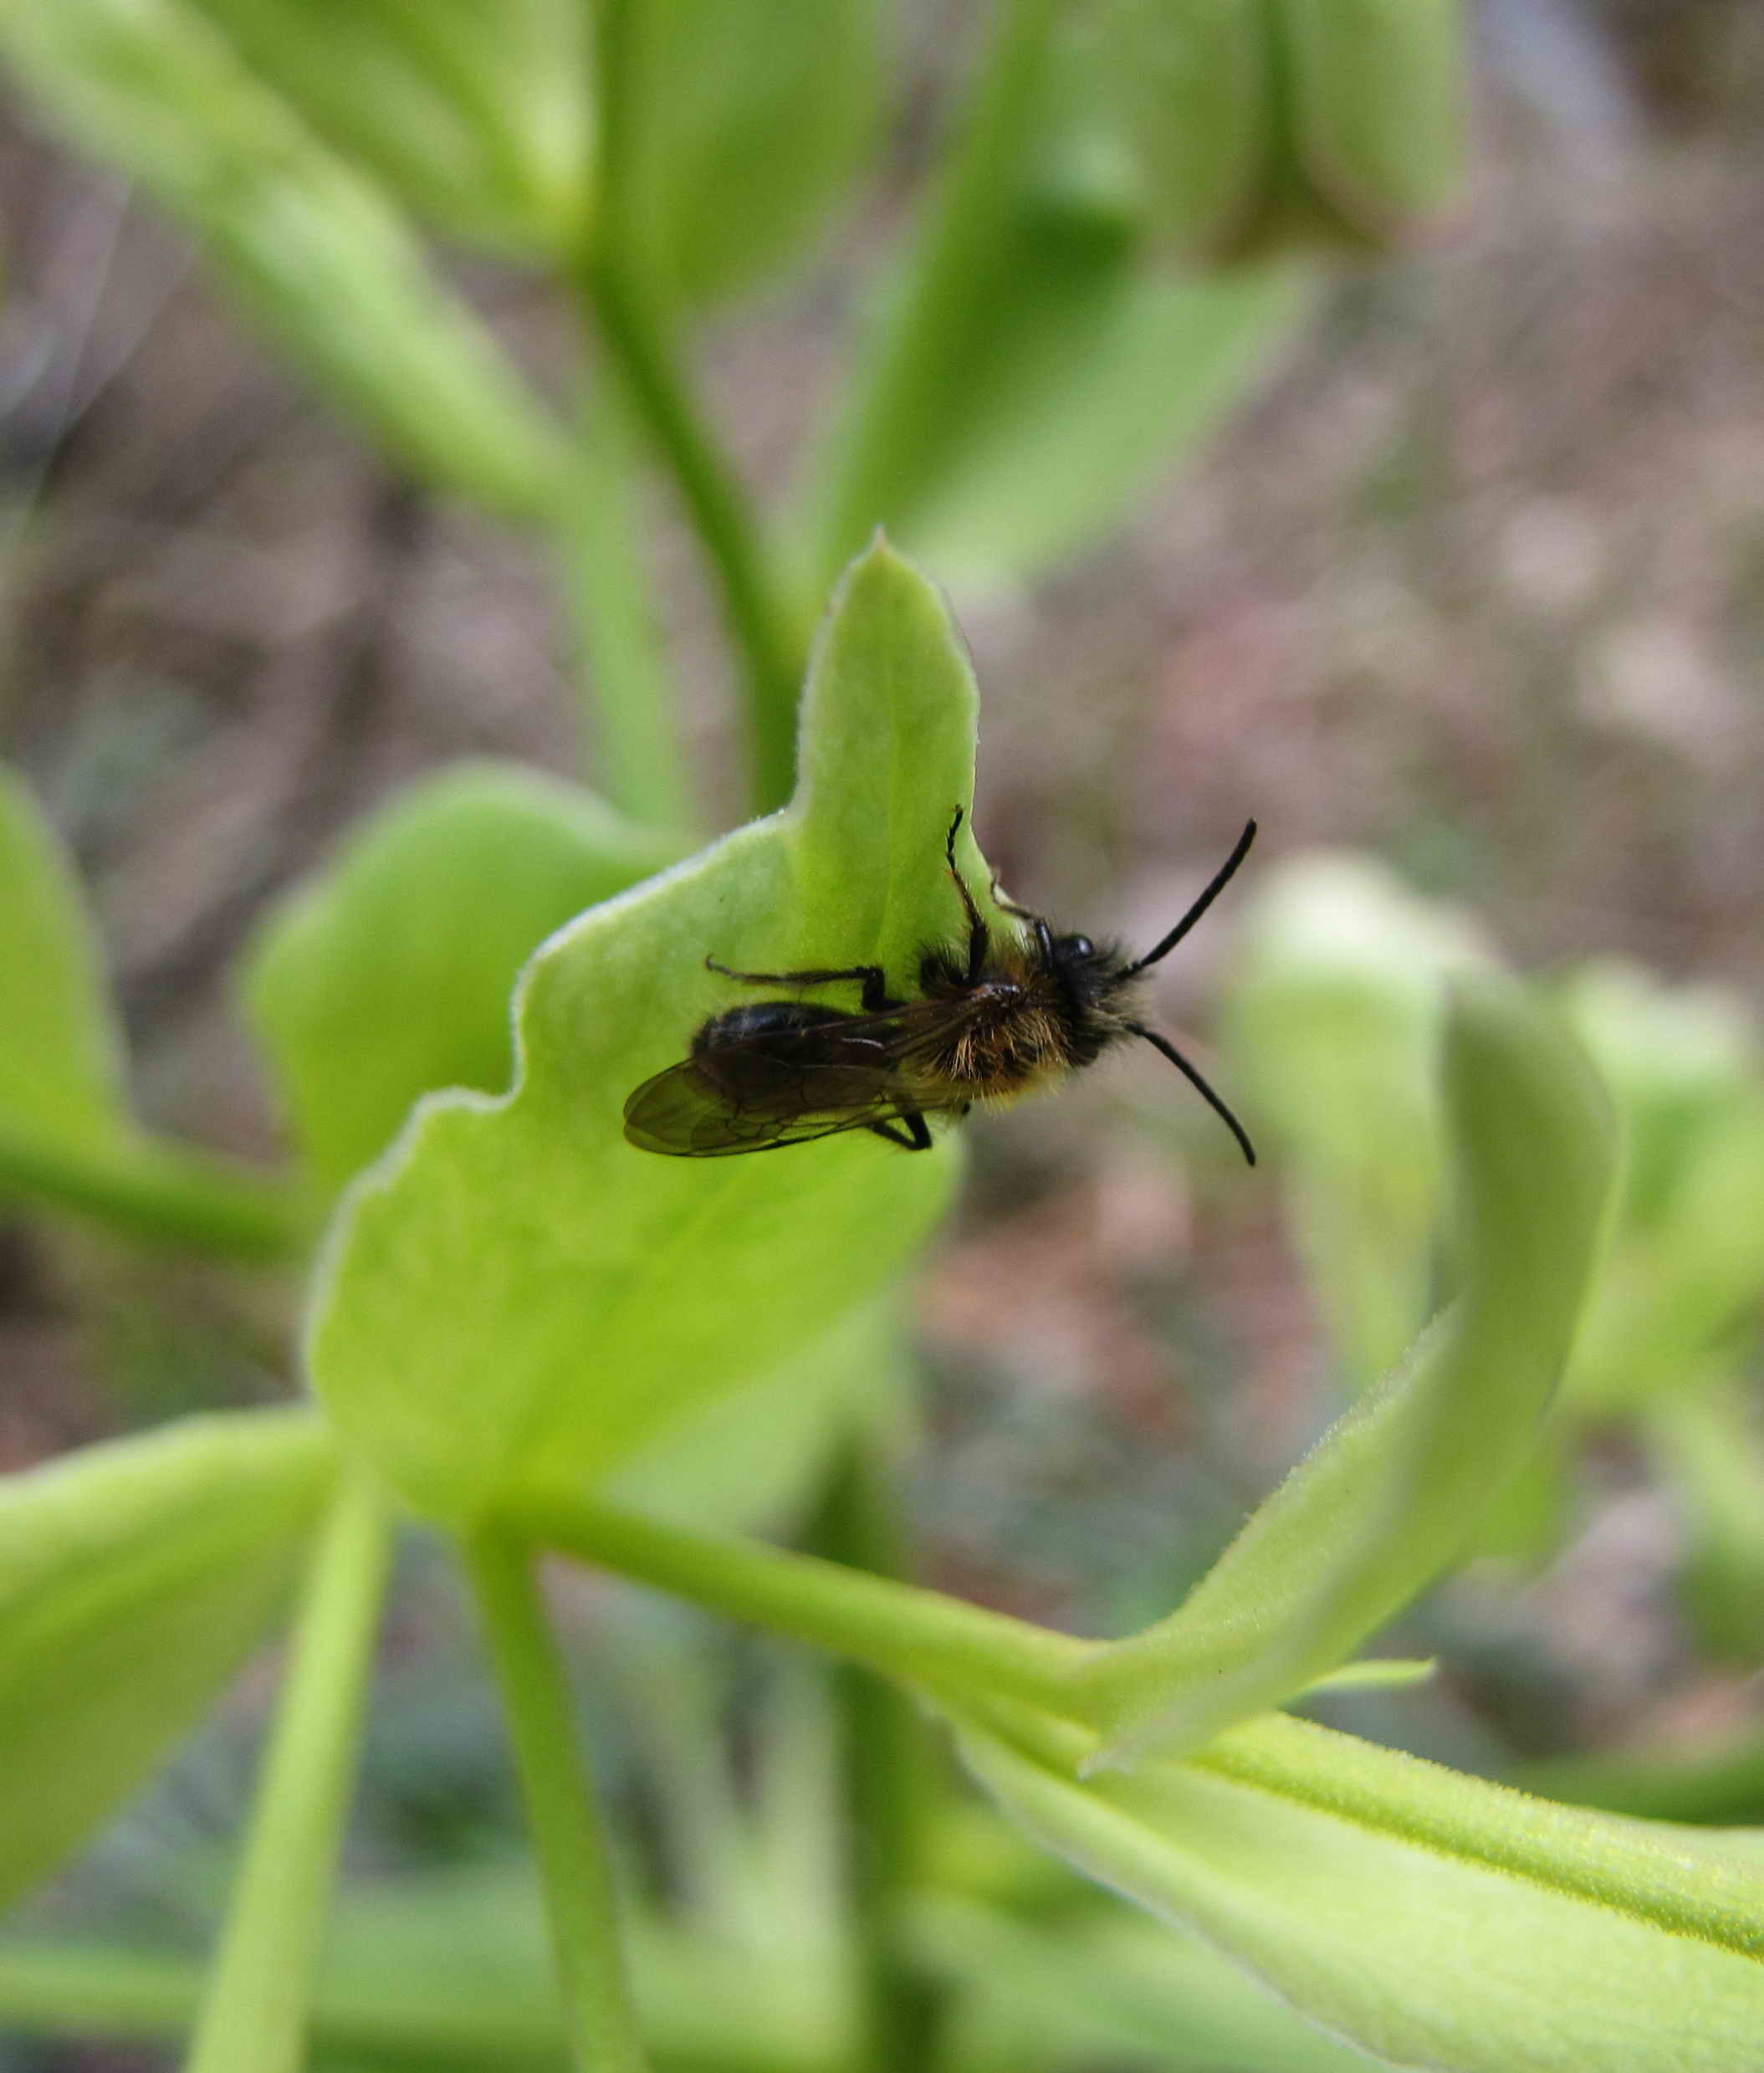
left=621, top=1055, right=918, bottom=1155
left=622, top=996, right=977, bottom=1158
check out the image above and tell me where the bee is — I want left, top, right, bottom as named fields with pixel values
left=622, top=810, right=1256, bottom=1164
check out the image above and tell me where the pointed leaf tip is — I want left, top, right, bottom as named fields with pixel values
left=309, top=549, right=1003, bottom=1519
left=1081, top=973, right=1618, bottom=1762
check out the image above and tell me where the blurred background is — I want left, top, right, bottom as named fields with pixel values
left=2, top=2, right=1763, bottom=2067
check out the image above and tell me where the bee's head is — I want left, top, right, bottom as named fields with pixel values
left=1045, top=929, right=1134, bottom=1007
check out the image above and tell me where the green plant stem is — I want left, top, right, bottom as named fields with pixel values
left=810, top=0, right=1061, bottom=581
left=509, top=1484, right=1092, bottom=1718
left=0, top=1121, right=306, bottom=1262
left=580, top=0, right=805, bottom=816
left=560, top=383, right=694, bottom=830
left=805, top=1431, right=945, bottom=2073
left=580, top=264, right=803, bottom=815
left=0, top=1942, right=567, bottom=2065
left=463, top=1524, right=650, bottom=2073
left=182, top=1464, right=392, bottom=2073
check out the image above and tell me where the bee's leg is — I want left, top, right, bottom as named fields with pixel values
left=869, top=1111, right=933, bottom=1152
left=705, top=957, right=900, bottom=1012
left=943, top=807, right=991, bottom=983
left=987, top=872, right=1037, bottom=922
left=987, top=870, right=1056, bottom=960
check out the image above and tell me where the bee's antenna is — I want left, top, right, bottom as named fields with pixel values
left=1122, top=1021, right=1256, bottom=1167
left=1123, top=820, right=1257, bottom=976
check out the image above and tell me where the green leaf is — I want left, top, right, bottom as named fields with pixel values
left=1098, top=0, right=1468, bottom=261
left=1096, top=0, right=1275, bottom=255
left=0, top=1410, right=335, bottom=1909
left=1281, top=0, right=1470, bottom=240
left=962, top=1709, right=1764, bottom=2073
left=309, top=542, right=996, bottom=1522
left=0, top=765, right=127, bottom=1150
left=910, top=1892, right=1384, bottom=2070
left=245, top=762, right=677, bottom=1196
left=612, top=0, right=887, bottom=310
left=0, top=765, right=299, bottom=1258
left=0, top=766, right=127, bottom=1152
left=804, top=5, right=1313, bottom=591
left=1224, top=852, right=1492, bottom=1382
left=1558, top=963, right=1764, bottom=1410
left=0, top=0, right=571, bottom=517
left=892, top=258, right=1314, bottom=591
left=1227, top=852, right=1493, bottom=1187
left=607, top=1298, right=916, bottom=1537
left=179, top=0, right=591, bottom=253
left=1082, top=975, right=1617, bottom=1763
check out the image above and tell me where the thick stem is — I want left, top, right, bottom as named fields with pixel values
left=508, top=1484, right=1091, bottom=1720
left=560, top=383, right=694, bottom=830
left=464, top=1525, right=649, bottom=2073
left=805, top=1432, right=945, bottom=2073
left=581, top=0, right=805, bottom=815
left=182, top=1465, right=391, bottom=2073
left=0, top=1122, right=306, bottom=1262
left=580, top=264, right=803, bottom=815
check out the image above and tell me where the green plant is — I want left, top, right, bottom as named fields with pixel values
left=1226, top=856, right=1764, bottom=1606
left=2, top=7, right=1761, bottom=2072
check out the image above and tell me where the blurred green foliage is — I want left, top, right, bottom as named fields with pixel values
left=1225, top=852, right=1764, bottom=1621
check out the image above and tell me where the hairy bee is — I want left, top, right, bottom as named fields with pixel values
left=622, top=811, right=1256, bottom=1164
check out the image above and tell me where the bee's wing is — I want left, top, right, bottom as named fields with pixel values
left=622, top=997, right=978, bottom=1158
left=623, top=1053, right=928, bottom=1156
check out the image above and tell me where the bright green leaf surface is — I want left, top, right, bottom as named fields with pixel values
left=615, top=0, right=886, bottom=310
left=964, top=1710, right=1764, bottom=2073
left=309, top=543, right=1001, bottom=1522
left=0, top=0, right=570, bottom=517
left=0, top=1410, right=335, bottom=1910
left=0, top=765, right=126, bottom=1149
left=246, top=762, right=677, bottom=1195
left=607, top=1298, right=916, bottom=1537
left=1083, top=975, right=1617, bottom=1763
left=180, top=0, right=591, bottom=253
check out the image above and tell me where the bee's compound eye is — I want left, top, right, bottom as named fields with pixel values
left=1070, top=935, right=1094, bottom=958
